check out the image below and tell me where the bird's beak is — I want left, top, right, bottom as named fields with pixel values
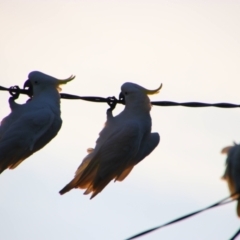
left=119, top=92, right=125, bottom=104
left=143, top=83, right=163, bottom=95
left=23, top=79, right=33, bottom=97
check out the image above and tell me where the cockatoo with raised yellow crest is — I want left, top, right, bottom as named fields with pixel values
left=221, top=142, right=240, bottom=217
left=0, top=71, right=74, bottom=173
left=59, top=82, right=162, bottom=199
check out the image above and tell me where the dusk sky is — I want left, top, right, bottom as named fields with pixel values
left=0, top=1, right=240, bottom=239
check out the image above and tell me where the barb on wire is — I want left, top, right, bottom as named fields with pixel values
left=125, top=194, right=236, bottom=240
left=1, top=85, right=240, bottom=108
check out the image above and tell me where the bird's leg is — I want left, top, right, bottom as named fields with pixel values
left=106, top=96, right=118, bottom=111
left=106, top=96, right=118, bottom=118
left=8, top=86, right=21, bottom=110
left=8, top=86, right=22, bottom=110
left=9, top=85, right=20, bottom=100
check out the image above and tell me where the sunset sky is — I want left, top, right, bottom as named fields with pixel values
left=0, top=1, right=240, bottom=239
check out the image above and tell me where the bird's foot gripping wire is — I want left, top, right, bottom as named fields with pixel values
left=106, top=96, right=118, bottom=111
left=9, top=85, right=20, bottom=100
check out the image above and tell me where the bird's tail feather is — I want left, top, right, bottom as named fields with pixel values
left=59, top=177, right=80, bottom=195
left=9, top=159, right=25, bottom=169
left=83, top=185, right=93, bottom=195
left=0, top=154, right=22, bottom=173
left=115, top=166, right=134, bottom=182
left=59, top=157, right=99, bottom=195
left=90, top=177, right=113, bottom=199
left=0, top=143, right=31, bottom=173
left=76, top=159, right=99, bottom=187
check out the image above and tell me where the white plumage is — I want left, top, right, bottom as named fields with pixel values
left=60, top=82, right=161, bottom=199
left=0, top=71, right=74, bottom=173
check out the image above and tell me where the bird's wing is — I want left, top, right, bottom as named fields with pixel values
left=59, top=120, right=142, bottom=197
left=231, top=146, right=240, bottom=196
left=224, top=145, right=240, bottom=217
left=0, top=107, right=55, bottom=172
left=221, top=145, right=240, bottom=199
left=0, top=109, right=22, bottom=139
left=0, top=99, right=27, bottom=135
left=115, top=132, right=160, bottom=181
left=135, top=132, right=160, bottom=164
left=0, top=115, right=13, bottom=139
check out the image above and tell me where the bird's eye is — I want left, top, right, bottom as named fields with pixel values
left=125, top=92, right=128, bottom=95
left=34, top=81, right=38, bottom=84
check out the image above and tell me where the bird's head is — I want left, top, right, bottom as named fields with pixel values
left=119, top=82, right=162, bottom=107
left=23, top=71, right=75, bottom=97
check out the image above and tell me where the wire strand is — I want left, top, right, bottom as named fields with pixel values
left=151, top=101, right=240, bottom=108
left=124, top=194, right=235, bottom=240
left=1, top=85, right=240, bottom=108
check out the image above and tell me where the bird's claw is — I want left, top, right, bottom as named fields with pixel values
left=9, top=85, right=20, bottom=100
left=106, top=96, right=118, bottom=111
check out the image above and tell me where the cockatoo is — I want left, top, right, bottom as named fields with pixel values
left=0, top=71, right=74, bottom=173
left=59, top=82, right=161, bottom=199
left=221, top=142, right=240, bottom=217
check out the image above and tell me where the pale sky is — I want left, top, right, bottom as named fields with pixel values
left=0, top=1, right=240, bottom=240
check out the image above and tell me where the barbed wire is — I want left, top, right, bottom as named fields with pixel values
left=1, top=85, right=240, bottom=108
left=124, top=194, right=238, bottom=240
